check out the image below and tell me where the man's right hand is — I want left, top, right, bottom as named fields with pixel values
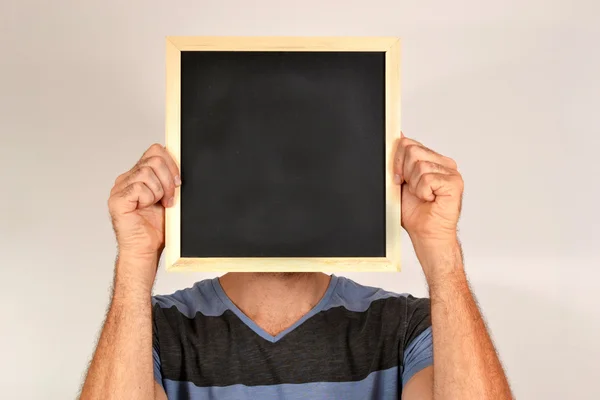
left=108, top=143, right=180, bottom=291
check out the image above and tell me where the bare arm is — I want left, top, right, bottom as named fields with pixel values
left=395, top=135, right=512, bottom=399
left=402, top=366, right=433, bottom=400
left=79, top=144, right=179, bottom=400
left=416, top=239, right=512, bottom=399
left=80, top=257, right=165, bottom=399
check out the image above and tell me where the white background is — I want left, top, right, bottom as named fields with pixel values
left=1, top=0, right=599, bottom=398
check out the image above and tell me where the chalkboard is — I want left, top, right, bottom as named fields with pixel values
left=165, top=37, right=401, bottom=272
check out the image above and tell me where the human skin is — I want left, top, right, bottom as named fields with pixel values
left=79, top=136, right=512, bottom=400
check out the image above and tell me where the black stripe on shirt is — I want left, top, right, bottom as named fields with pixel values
left=153, top=295, right=430, bottom=387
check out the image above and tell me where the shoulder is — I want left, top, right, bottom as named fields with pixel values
left=152, top=278, right=226, bottom=319
left=329, top=275, right=430, bottom=314
left=329, top=276, right=431, bottom=346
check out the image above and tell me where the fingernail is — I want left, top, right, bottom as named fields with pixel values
left=174, top=175, right=182, bottom=186
left=168, top=197, right=174, bottom=207
left=394, top=174, right=401, bottom=184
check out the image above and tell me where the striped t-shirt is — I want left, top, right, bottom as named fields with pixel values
left=152, top=275, right=433, bottom=399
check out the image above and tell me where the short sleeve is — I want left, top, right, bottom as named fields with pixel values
left=152, top=302, right=164, bottom=388
left=401, top=327, right=433, bottom=385
left=401, top=296, right=433, bottom=387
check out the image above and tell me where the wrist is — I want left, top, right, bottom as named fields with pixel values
left=410, top=235, right=465, bottom=283
left=117, top=246, right=161, bottom=264
left=114, top=253, right=158, bottom=296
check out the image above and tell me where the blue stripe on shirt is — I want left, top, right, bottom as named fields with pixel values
left=162, top=367, right=399, bottom=400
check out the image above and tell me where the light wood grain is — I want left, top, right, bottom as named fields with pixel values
left=167, top=257, right=396, bottom=272
left=164, top=37, right=402, bottom=272
left=167, top=36, right=398, bottom=52
left=385, top=39, right=402, bottom=272
left=164, top=38, right=181, bottom=269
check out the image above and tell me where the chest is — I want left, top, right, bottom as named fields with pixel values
left=155, top=306, right=403, bottom=387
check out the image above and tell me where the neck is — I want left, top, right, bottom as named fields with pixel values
left=219, top=272, right=331, bottom=334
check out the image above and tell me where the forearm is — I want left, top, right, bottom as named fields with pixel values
left=414, top=238, right=512, bottom=400
left=80, top=256, right=156, bottom=400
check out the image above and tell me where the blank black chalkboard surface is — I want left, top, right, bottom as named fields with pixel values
left=164, top=37, right=401, bottom=272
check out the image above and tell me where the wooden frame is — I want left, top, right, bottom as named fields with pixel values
left=165, top=36, right=401, bottom=272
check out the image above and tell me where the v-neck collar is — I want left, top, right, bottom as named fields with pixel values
left=211, top=274, right=339, bottom=343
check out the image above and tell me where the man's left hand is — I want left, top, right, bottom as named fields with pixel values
left=393, top=134, right=464, bottom=246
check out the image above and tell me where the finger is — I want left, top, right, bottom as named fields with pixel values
left=137, top=156, right=176, bottom=207
left=142, top=143, right=181, bottom=186
left=411, top=172, right=462, bottom=202
left=111, top=165, right=163, bottom=201
left=108, top=181, right=156, bottom=216
left=393, top=137, right=421, bottom=183
left=113, top=155, right=176, bottom=207
left=408, top=161, right=453, bottom=195
left=113, top=171, right=129, bottom=190
left=115, top=144, right=181, bottom=190
left=398, top=143, right=457, bottom=185
left=131, top=166, right=166, bottom=203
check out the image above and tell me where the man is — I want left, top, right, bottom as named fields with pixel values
left=80, top=135, right=512, bottom=399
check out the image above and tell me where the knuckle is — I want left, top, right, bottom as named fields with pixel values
left=137, top=157, right=149, bottom=167
left=149, top=143, right=164, bottom=152
left=141, top=168, right=163, bottom=193
left=129, top=163, right=141, bottom=176
left=146, top=155, right=166, bottom=169
left=405, top=144, right=422, bottom=161
left=423, top=173, right=436, bottom=184
left=114, top=172, right=126, bottom=185
left=131, top=181, right=145, bottom=192
left=400, top=137, right=415, bottom=149
left=138, top=165, right=153, bottom=179
left=414, top=160, right=429, bottom=174
left=405, top=143, right=417, bottom=154
left=446, top=157, right=458, bottom=169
